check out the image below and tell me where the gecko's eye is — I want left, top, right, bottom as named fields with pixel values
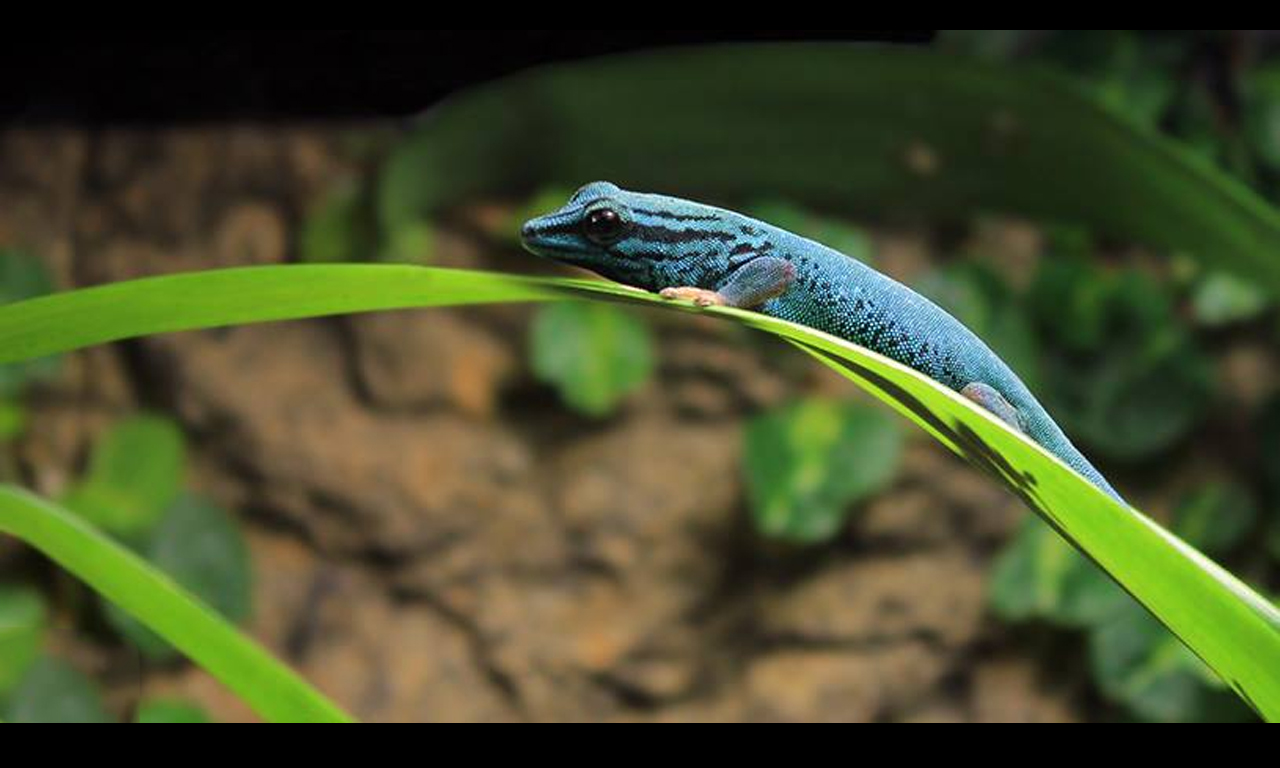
left=583, top=207, right=627, bottom=245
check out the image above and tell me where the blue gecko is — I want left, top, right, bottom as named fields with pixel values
left=521, top=181, right=1124, bottom=503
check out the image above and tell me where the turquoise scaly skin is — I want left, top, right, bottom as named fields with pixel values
left=522, top=182, right=1124, bottom=503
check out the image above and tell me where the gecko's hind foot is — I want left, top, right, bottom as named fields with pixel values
left=659, top=286, right=726, bottom=307
left=962, top=382, right=1025, bottom=433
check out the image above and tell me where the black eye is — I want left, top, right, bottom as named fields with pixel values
left=583, top=208, right=626, bottom=244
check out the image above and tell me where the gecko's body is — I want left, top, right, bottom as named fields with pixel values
left=522, top=182, right=1123, bottom=502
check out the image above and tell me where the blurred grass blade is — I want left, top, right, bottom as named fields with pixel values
left=0, top=486, right=352, bottom=723
left=382, top=44, right=1280, bottom=293
left=0, top=263, right=1276, bottom=720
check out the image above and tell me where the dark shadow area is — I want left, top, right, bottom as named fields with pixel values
left=0, top=30, right=932, bottom=124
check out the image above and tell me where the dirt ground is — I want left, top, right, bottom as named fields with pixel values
left=0, top=128, right=1087, bottom=722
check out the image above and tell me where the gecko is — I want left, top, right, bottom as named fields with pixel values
left=521, top=181, right=1124, bottom=503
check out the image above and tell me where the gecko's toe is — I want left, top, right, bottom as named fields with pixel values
left=659, top=287, right=725, bottom=307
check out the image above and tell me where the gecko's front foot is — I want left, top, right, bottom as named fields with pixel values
left=659, top=286, right=726, bottom=307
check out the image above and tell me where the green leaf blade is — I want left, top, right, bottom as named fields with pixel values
left=0, top=486, right=351, bottom=723
left=0, top=263, right=1276, bottom=720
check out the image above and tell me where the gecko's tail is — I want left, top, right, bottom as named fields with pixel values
left=1013, top=396, right=1127, bottom=505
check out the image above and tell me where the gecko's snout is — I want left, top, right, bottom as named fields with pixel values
left=519, top=212, right=575, bottom=258
left=520, top=219, right=537, bottom=241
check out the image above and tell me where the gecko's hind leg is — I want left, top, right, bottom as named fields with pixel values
left=962, top=382, right=1024, bottom=433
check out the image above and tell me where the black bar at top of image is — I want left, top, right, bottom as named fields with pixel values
left=0, top=30, right=934, bottom=125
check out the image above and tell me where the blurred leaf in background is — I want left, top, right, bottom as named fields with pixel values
left=378, top=221, right=435, bottom=265
left=4, top=658, right=111, bottom=723
left=744, top=399, right=902, bottom=543
left=1030, top=246, right=1213, bottom=462
left=1245, top=62, right=1280, bottom=173
left=61, top=415, right=186, bottom=539
left=301, top=173, right=434, bottom=265
left=135, top=697, right=211, bottom=723
left=1170, top=482, right=1257, bottom=557
left=989, top=516, right=1127, bottom=628
left=0, top=585, right=45, bottom=696
left=299, top=180, right=374, bottom=264
left=1035, top=30, right=1181, bottom=130
left=104, top=493, right=253, bottom=660
left=1191, top=271, right=1270, bottom=327
left=529, top=302, right=654, bottom=417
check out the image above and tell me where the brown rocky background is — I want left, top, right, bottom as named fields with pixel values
left=0, top=128, right=1085, bottom=722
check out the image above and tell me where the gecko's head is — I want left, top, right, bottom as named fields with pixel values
left=520, top=181, right=735, bottom=291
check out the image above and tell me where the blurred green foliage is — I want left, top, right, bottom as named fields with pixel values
left=0, top=585, right=45, bottom=695
left=1030, top=239, right=1214, bottom=462
left=944, top=30, right=1280, bottom=205
left=300, top=176, right=433, bottom=265
left=530, top=302, right=655, bottom=417
left=1246, top=63, right=1280, bottom=172
left=1191, top=271, right=1270, bottom=326
left=743, top=400, right=902, bottom=543
left=299, top=181, right=372, bottom=264
left=1171, top=482, right=1258, bottom=556
left=62, top=415, right=186, bottom=538
left=4, top=658, right=111, bottom=723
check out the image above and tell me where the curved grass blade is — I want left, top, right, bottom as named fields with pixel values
left=0, top=486, right=353, bottom=723
left=0, top=263, right=1276, bottom=720
left=382, top=44, right=1280, bottom=292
